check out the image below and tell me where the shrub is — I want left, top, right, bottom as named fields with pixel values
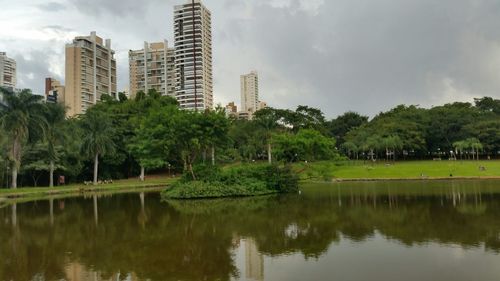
left=162, top=164, right=299, bottom=199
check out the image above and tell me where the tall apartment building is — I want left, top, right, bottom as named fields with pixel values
left=241, top=71, right=259, bottom=117
left=174, top=0, right=213, bottom=110
left=65, top=32, right=117, bottom=116
left=45, top=77, right=65, bottom=104
left=0, top=52, right=16, bottom=89
left=129, top=41, right=176, bottom=99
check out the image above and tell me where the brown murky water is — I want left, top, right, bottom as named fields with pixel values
left=1, top=180, right=500, bottom=281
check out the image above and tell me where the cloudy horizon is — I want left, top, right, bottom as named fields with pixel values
left=1, top=0, right=500, bottom=118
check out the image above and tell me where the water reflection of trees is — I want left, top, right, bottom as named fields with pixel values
left=1, top=181, right=500, bottom=280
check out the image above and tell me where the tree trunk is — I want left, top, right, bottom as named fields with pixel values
left=49, top=161, right=55, bottom=188
left=267, top=142, right=272, bottom=164
left=93, top=153, right=99, bottom=185
left=211, top=145, right=215, bottom=166
left=386, top=147, right=389, bottom=162
left=11, top=165, right=17, bottom=189
left=189, top=163, right=196, bottom=181
left=140, top=166, right=145, bottom=182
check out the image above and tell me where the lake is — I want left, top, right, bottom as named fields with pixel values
left=1, top=180, right=500, bottom=281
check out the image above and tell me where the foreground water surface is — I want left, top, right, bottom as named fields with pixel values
left=1, top=180, right=500, bottom=281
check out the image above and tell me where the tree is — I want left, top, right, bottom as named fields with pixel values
left=0, top=88, right=45, bottom=189
left=363, top=135, right=383, bottom=161
left=453, top=140, right=467, bottom=160
left=128, top=101, right=178, bottom=181
left=80, top=110, right=116, bottom=185
left=474, top=97, right=500, bottom=114
left=254, top=108, right=283, bottom=164
left=381, top=135, right=403, bottom=162
left=201, top=107, right=230, bottom=166
left=328, top=112, right=369, bottom=145
left=341, top=141, right=359, bottom=160
left=43, top=103, right=67, bottom=187
left=466, top=138, right=483, bottom=160
left=273, top=129, right=338, bottom=163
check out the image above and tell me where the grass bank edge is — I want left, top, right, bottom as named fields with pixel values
left=293, top=160, right=500, bottom=181
left=0, top=177, right=176, bottom=199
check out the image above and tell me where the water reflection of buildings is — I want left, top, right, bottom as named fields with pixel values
left=65, top=262, right=140, bottom=281
left=244, top=238, right=264, bottom=281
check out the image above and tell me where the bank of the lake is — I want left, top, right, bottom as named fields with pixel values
left=0, top=176, right=175, bottom=203
left=295, top=160, right=500, bottom=181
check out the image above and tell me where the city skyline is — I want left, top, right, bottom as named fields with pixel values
left=1, top=0, right=500, bottom=117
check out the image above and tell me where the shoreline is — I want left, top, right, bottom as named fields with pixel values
left=0, top=179, right=174, bottom=206
left=330, top=176, right=500, bottom=182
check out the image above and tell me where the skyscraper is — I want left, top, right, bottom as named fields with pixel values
left=241, top=71, right=259, bottom=118
left=65, top=31, right=117, bottom=116
left=0, top=52, right=16, bottom=89
left=174, top=0, right=213, bottom=110
left=129, top=41, right=176, bottom=99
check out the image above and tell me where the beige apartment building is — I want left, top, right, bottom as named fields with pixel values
left=241, top=71, right=259, bottom=118
left=174, top=0, right=213, bottom=110
left=65, top=31, right=117, bottom=116
left=225, top=102, right=238, bottom=118
left=45, top=77, right=65, bottom=104
left=0, top=52, right=16, bottom=89
left=129, top=41, right=176, bottom=99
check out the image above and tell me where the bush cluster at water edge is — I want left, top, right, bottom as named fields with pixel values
left=162, top=164, right=299, bottom=199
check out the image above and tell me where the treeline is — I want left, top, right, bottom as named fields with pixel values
left=1, top=86, right=499, bottom=188
left=0, top=88, right=338, bottom=188
left=339, top=98, right=500, bottom=161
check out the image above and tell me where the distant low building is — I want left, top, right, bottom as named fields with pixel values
left=225, top=102, right=238, bottom=118
left=45, top=77, right=65, bottom=104
left=258, top=101, right=267, bottom=110
left=238, top=111, right=250, bottom=120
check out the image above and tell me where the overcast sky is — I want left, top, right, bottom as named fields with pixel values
left=1, top=0, right=500, bottom=118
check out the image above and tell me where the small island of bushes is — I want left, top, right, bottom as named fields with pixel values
left=161, top=164, right=299, bottom=199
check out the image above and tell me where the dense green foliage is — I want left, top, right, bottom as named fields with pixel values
left=342, top=99, right=500, bottom=160
left=1, top=86, right=499, bottom=188
left=162, top=164, right=299, bottom=199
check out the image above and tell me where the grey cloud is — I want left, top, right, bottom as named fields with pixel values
left=6, top=0, right=500, bottom=118
left=14, top=50, right=62, bottom=95
left=67, top=0, right=175, bottom=17
left=37, top=2, right=67, bottom=12
left=216, top=0, right=500, bottom=117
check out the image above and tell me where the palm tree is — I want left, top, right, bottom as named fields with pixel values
left=80, top=110, right=115, bottom=185
left=466, top=138, right=483, bottom=161
left=341, top=141, right=358, bottom=160
left=0, top=88, right=45, bottom=189
left=254, top=108, right=282, bottom=164
left=43, top=103, right=67, bottom=187
left=453, top=140, right=467, bottom=160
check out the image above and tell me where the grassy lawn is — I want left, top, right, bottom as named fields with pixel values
left=0, top=176, right=176, bottom=198
left=295, top=160, right=500, bottom=180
